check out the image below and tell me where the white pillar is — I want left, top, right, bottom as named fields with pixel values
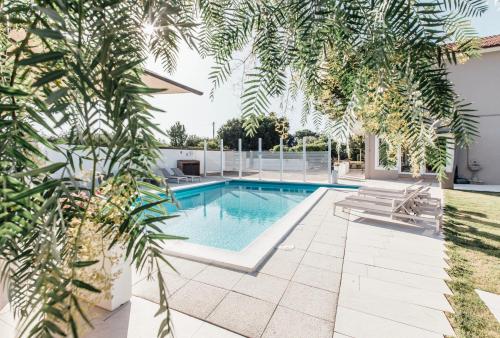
left=258, top=138, right=262, bottom=180
left=328, top=138, right=332, bottom=184
left=203, top=140, right=207, bottom=176
left=220, top=139, right=224, bottom=177
left=279, top=138, right=283, bottom=181
left=238, top=138, right=242, bottom=178
left=303, top=137, right=307, bottom=182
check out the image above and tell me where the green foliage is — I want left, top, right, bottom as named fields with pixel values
left=217, top=112, right=289, bottom=150
left=199, top=0, right=486, bottom=180
left=0, top=1, right=197, bottom=336
left=185, top=134, right=204, bottom=148
left=166, top=121, right=188, bottom=147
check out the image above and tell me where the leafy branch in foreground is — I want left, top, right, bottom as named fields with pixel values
left=1, top=0, right=195, bottom=336
left=198, top=0, right=487, bottom=179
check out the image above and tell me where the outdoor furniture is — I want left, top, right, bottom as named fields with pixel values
left=160, top=168, right=188, bottom=184
left=177, top=160, right=200, bottom=176
left=358, top=180, right=423, bottom=194
left=171, top=167, right=201, bottom=182
left=358, top=183, right=441, bottom=208
left=346, top=189, right=441, bottom=214
left=334, top=188, right=442, bottom=231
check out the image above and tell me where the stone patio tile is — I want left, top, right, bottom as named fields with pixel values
left=208, top=292, right=276, bottom=337
left=192, top=322, right=244, bottom=338
left=372, top=257, right=449, bottom=280
left=301, top=251, right=343, bottom=273
left=339, top=292, right=454, bottom=335
left=476, top=289, right=500, bottom=322
left=300, top=214, right=325, bottom=226
left=366, top=265, right=452, bottom=295
left=342, top=261, right=368, bottom=276
left=193, top=265, right=244, bottom=289
left=340, top=273, right=360, bottom=293
left=335, top=306, right=442, bottom=338
left=132, top=273, right=188, bottom=303
left=313, top=232, right=346, bottom=246
left=280, top=281, right=337, bottom=321
left=281, top=231, right=314, bottom=250
left=259, top=255, right=299, bottom=280
left=270, top=247, right=306, bottom=263
left=355, top=276, right=453, bottom=312
left=232, top=273, right=289, bottom=304
left=159, top=256, right=208, bottom=279
left=132, top=267, right=157, bottom=285
left=169, top=280, right=228, bottom=319
left=262, top=306, right=333, bottom=338
left=308, top=241, right=345, bottom=258
left=347, top=244, right=449, bottom=268
left=289, top=228, right=317, bottom=241
left=295, top=222, right=321, bottom=232
left=88, top=297, right=204, bottom=338
left=292, top=265, right=341, bottom=292
left=344, top=250, right=375, bottom=265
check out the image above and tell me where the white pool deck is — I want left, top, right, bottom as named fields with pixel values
left=0, top=178, right=456, bottom=337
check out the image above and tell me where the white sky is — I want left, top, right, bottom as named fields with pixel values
left=145, top=5, right=500, bottom=138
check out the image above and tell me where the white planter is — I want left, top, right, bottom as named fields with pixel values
left=82, top=245, right=132, bottom=312
left=0, top=260, right=8, bottom=311
left=0, top=282, right=7, bottom=311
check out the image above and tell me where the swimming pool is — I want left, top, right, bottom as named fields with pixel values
left=158, top=180, right=357, bottom=271
left=161, top=181, right=319, bottom=251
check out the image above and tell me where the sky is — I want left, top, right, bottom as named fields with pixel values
left=145, top=4, right=500, bottom=139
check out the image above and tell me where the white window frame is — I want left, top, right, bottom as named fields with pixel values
left=374, top=136, right=437, bottom=176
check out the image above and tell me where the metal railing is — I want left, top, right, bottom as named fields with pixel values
left=202, top=137, right=334, bottom=183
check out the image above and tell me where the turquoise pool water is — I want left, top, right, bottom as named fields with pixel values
left=158, top=180, right=356, bottom=251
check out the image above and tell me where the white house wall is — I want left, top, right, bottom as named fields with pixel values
left=448, top=50, right=500, bottom=184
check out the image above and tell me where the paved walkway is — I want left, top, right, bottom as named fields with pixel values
left=1, top=179, right=455, bottom=337
left=133, top=189, right=352, bottom=337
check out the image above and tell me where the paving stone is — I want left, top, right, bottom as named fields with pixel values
left=259, top=255, right=299, bottom=280
left=292, top=265, right=341, bottom=292
left=335, top=306, right=442, bottom=338
left=132, top=273, right=188, bottom=303
left=270, top=247, right=306, bottom=264
left=208, top=292, right=276, bottom=337
left=339, top=291, right=454, bottom=335
left=301, top=251, right=343, bottom=273
left=169, top=280, right=228, bottom=319
left=193, top=265, right=244, bottom=289
left=159, top=256, right=208, bottom=279
left=354, top=276, right=453, bottom=312
left=308, top=241, right=345, bottom=258
left=313, top=232, right=347, bottom=246
left=262, top=306, right=333, bottom=338
left=192, top=322, right=245, bottom=338
left=280, top=281, right=337, bottom=321
left=232, top=273, right=288, bottom=304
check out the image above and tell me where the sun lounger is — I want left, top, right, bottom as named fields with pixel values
left=171, top=167, right=201, bottom=182
left=358, top=180, right=424, bottom=194
left=160, top=168, right=188, bottom=184
left=358, top=185, right=440, bottom=208
left=334, top=188, right=442, bottom=231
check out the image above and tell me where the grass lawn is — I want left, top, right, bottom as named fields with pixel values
left=444, top=190, right=500, bottom=338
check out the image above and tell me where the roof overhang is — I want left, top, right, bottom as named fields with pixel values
left=142, top=70, right=203, bottom=96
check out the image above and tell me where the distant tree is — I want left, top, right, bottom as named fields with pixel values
left=166, top=122, right=188, bottom=147
left=294, top=129, right=318, bottom=140
left=217, top=113, right=289, bottom=150
left=185, top=134, right=205, bottom=147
